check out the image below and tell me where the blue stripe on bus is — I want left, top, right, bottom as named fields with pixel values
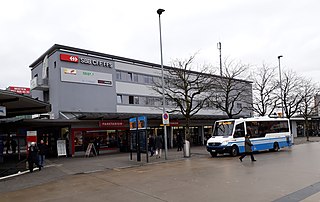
left=227, top=137, right=291, bottom=153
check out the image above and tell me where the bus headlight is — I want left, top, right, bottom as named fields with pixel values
left=221, top=141, right=228, bottom=146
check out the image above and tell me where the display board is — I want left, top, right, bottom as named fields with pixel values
left=139, top=130, right=147, bottom=152
left=85, top=143, right=97, bottom=157
left=57, top=140, right=67, bottom=157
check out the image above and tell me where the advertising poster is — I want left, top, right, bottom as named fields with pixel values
left=61, top=68, right=113, bottom=86
left=26, top=131, right=37, bottom=147
left=57, top=140, right=67, bottom=157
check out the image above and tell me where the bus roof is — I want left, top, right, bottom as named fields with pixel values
left=216, top=117, right=289, bottom=122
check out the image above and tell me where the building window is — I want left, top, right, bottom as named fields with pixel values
left=144, top=75, right=153, bottom=84
left=134, top=96, right=139, bottom=104
left=117, top=95, right=123, bottom=104
left=129, top=96, right=134, bottom=104
left=116, top=71, right=121, bottom=80
left=127, top=73, right=132, bottom=81
left=133, top=74, right=138, bottom=82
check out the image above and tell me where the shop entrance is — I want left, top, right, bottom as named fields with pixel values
left=72, top=128, right=129, bottom=155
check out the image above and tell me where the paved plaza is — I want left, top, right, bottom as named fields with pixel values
left=1, top=136, right=320, bottom=201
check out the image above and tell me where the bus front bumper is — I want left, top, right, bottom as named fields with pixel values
left=206, top=145, right=231, bottom=154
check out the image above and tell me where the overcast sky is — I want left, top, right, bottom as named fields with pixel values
left=1, top=0, right=319, bottom=89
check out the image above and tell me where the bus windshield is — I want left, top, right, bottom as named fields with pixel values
left=213, top=121, right=235, bottom=137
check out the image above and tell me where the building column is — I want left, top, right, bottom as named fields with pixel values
left=201, top=126, right=205, bottom=146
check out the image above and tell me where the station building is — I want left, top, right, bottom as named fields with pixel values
left=29, top=44, right=253, bottom=156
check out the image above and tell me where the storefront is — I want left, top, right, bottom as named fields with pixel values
left=71, top=120, right=129, bottom=155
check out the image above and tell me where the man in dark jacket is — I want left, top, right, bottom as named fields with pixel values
left=148, top=135, right=155, bottom=157
left=176, top=133, right=183, bottom=151
left=38, top=140, right=48, bottom=168
left=155, top=134, right=163, bottom=158
left=28, top=142, right=41, bottom=172
left=239, top=134, right=256, bottom=162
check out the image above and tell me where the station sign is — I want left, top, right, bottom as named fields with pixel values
left=60, top=53, right=113, bottom=68
left=60, top=54, right=79, bottom=63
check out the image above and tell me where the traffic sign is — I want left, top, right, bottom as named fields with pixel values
left=162, top=113, right=169, bottom=125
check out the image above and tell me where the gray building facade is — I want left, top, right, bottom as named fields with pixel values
left=29, top=44, right=253, bottom=155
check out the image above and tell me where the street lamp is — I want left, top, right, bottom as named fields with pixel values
left=217, top=42, right=222, bottom=76
left=278, top=55, right=283, bottom=117
left=157, top=8, right=168, bottom=160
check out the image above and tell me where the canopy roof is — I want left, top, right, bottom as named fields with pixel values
left=0, top=89, right=51, bottom=118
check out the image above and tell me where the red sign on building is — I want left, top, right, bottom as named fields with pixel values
left=8, top=86, right=30, bottom=94
left=60, top=54, right=79, bottom=63
left=170, top=120, right=179, bottom=126
left=99, top=120, right=127, bottom=128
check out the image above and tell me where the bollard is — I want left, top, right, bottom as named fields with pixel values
left=183, top=140, right=190, bottom=158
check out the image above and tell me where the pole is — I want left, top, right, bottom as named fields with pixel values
left=157, top=8, right=168, bottom=160
left=278, top=55, right=283, bottom=117
left=218, top=42, right=222, bottom=76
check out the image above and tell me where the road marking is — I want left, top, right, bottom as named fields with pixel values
left=273, top=181, right=320, bottom=202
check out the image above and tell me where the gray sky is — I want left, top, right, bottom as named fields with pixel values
left=1, top=0, right=319, bottom=89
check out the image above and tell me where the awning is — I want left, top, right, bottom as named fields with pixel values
left=0, top=89, right=51, bottom=118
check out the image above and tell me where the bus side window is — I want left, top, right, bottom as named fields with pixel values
left=234, top=123, right=245, bottom=138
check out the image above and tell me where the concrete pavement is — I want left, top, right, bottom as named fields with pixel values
left=1, top=136, right=320, bottom=201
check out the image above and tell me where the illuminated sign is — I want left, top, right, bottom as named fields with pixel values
left=60, top=54, right=113, bottom=68
left=8, top=86, right=30, bottom=94
left=61, top=68, right=113, bottom=86
left=129, top=116, right=147, bottom=130
left=99, top=120, right=126, bottom=128
left=129, top=117, right=137, bottom=130
left=138, top=116, right=147, bottom=129
left=60, top=54, right=79, bottom=63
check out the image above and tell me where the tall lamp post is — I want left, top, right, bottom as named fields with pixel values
left=278, top=55, right=283, bottom=117
left=217, top=42, right=222, bottom=76
left=157, top=8, right=168, bottom=160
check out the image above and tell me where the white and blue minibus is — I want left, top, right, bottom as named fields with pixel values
left=206, top=117, right=292, bottom=157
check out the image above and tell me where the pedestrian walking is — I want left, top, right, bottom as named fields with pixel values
left=176, top=133, right=183, bottom=151
left=28, top=142, right=41, bottom=172
left=155, top=134, right=163, bottom=158
left=148, top=134, right=155, bottom=157
left=38, top=140, right=48, bottom=168
left=239, top=134, right=256, bottom=162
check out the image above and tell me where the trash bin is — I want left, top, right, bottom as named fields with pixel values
left=183, top=140, right=190, bottom=158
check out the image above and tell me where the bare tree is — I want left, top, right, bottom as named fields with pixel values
left=152, top=55, right=214, bottom=141
left=251, top=63, right=278, bottom=116
left=298, top=78, right=320, bottom=141
left=210, top=58, right=252, bottom=118
left=281, top=70, right=303, bottom=119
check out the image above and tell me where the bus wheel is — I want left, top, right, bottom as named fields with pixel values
left=210, top=152, right=217, bottom=157
left=273, top=142, right=280, bottom=152
left=230, top=145, right=239, bottom=157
